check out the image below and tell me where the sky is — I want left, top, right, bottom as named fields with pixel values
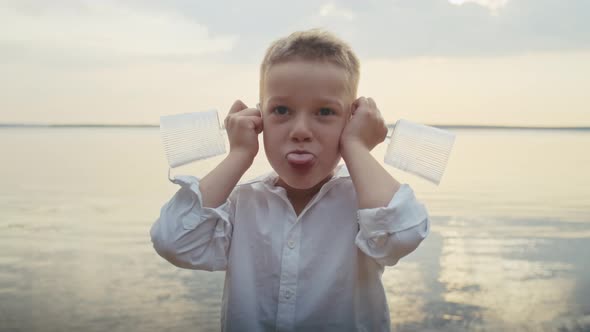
left=1, top=0, right=589, bottom=126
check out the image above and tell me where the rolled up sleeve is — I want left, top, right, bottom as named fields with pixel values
left=355, top=184, right=430, bottom=266
left=150, top=175, right=232, bottom=271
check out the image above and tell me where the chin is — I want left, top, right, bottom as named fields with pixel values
left=282, top=178, right=317, bottom=190
left=278, top=171, right=333, bottom=191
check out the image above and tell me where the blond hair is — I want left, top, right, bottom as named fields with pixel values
left=259, top=29, right=360, bottom=101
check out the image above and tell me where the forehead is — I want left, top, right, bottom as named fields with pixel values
left=262, top=60, right=352, bottom=104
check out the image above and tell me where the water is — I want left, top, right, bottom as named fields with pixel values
left=0, top=128, right=589, bottom=331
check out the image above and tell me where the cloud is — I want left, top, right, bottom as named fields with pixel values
left=0, top=2, right=236, bottom=63
left=341, top=0, right=590, bottom=58
left=1, top=0, right=589, bottom=63
left=448, top=0, right=510, bottom=12
left=150, top=0, right=590, bottom=59
left=319, top=3, right=355, bottom=20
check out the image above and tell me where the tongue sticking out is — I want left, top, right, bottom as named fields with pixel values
left=286, top=152, right=314, bottom=165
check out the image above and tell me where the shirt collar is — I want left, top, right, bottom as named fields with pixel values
left=238, top=163, right=350, bottom=187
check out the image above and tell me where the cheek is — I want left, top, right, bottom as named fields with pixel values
left=323, top=122, right=346, bottom=143
left=263, top=119, right=290, bottom=141
left=262, top=127, right=282, bottom=158
left=316, top=127, right=344, bottom=156
left=262, top=131, right=272, bottom=152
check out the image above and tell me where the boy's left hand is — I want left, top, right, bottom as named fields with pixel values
left=340, top=96, right=388, bottom=155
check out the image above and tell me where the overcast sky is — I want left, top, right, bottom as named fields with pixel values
left=1, top=0, right=589, bottom=126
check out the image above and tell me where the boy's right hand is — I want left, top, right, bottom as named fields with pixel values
left=224, top=100, right=263, bottom=162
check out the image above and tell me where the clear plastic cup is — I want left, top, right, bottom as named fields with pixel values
left=384, top=119, right=456, bottom=185
left=160, top=110, right=226, bottom=168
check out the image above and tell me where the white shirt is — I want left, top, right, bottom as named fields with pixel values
left=150, top=166, right=430, bottom=332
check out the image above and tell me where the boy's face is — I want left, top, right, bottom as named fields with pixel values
left=261, top=59, right=353, bottom=190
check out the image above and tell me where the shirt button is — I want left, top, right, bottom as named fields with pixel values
left=287, top=240, right=295, bottom=249
left=284, top=289, right=292, bottom=299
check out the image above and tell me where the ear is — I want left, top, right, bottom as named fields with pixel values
left=255, top=103, right=263, bottom=132
left=256, top=121, right=264, bottom=134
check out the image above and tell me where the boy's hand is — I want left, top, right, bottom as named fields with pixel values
left=340, top=97, right=388, bottom=157
left=224, top=100, right=263, bottom=162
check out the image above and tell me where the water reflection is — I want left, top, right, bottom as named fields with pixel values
left=1, top=128, right=589, bottom=331
left=384, top=216, right=590, bottom=331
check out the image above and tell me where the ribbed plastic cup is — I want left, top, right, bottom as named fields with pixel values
left=160, top=110, right=226, bottom=168
left=384, top=119, right=456, bottom=185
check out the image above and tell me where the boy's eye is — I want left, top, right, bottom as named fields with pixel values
left=318, top=108, right=335, bottom=116
left=273, top=106, right=289, bottom=115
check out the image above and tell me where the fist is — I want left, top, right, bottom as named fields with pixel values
left=340, top=97, right=388, bottom=152
left=224, top=100, right=263, bottom=160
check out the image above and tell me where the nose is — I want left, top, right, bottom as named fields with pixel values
left=290, top=114, right=313, bottom=143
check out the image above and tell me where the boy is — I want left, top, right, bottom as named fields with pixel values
left=151, top=29, right=429, bottom=331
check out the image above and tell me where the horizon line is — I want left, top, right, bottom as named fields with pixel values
left=0, top=123, right=589, bottom=131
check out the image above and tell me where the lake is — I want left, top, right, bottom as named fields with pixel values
left=0, top=128, right=589, bottom=331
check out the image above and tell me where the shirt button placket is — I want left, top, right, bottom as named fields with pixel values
left=276, top=222, right=301, bottom=331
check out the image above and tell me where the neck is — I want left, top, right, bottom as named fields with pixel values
left=276, top=173, right=333, bottom=215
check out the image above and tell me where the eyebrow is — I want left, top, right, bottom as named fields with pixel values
left=265, top=96, right=344, bottom=110
left=265, top=96, right=289, bottom=105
